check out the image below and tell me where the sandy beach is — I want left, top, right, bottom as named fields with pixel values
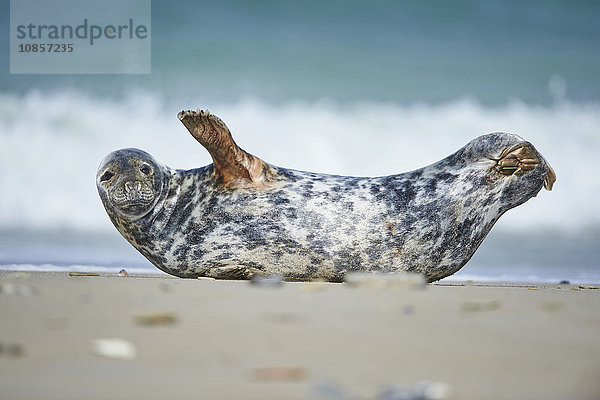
left=0, top=271, right=598, bottom=400
left=4, top=1, right=600, bottom=399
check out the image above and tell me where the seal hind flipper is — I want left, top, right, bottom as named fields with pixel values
left=178, top=109, right=275, bottom=188
left=492, top=141, right=556, bottom=191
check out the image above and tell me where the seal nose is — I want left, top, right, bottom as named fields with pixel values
left=124, top=181, right=142, bottom=193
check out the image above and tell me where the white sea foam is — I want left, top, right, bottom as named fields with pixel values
left=1, top=91, right=598, bottom=234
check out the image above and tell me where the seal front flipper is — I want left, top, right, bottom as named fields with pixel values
left=178, top=109, right=275, bottom=188
left=206, top=265, right=266, bottom=280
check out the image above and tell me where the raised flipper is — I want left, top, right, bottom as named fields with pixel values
left=178, top=109, right=275, bottom=188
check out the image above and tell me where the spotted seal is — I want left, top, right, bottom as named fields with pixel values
left=97, top=110, right=555, bottom=282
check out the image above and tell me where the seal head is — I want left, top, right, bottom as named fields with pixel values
left=96, top=148, right=169, bottom=222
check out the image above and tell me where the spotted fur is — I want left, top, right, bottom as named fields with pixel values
left=97, top=123, right=554, bottom=282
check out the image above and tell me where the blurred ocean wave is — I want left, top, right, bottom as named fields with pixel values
left=0, top=91, right=598, bottom=234
left=1, top=91, right=599, bottom=284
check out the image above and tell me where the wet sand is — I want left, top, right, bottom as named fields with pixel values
left=1, top=271, right=599, bottom=400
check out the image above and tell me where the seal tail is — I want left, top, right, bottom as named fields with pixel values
left=178, top=109, right=275, bottom=188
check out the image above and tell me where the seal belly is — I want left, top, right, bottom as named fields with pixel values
left=157, top=168, right=391, bottom=280
left=150, top=164, right=497, bottom=282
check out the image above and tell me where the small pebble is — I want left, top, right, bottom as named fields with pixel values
left=345, top=272, right=426, bottom=290
left=0, top=342, right=25, bottom=358
left=118, top=269, right=128, bottom=277
left=0, top=282, right=36, bottom=296
left=251, top=366, right=306, bottom=381
left=461, top=299, right=500, bottom=312
left=312, top=381, right=351, bottom=399
left=79, top=293, right=94, bottom=304
left=134, top=312, right=179, bottom=326
left=45, top=316, right=69, bottom=330
left=541, top=301, right=564, bottom=312
left=377, top=381, right=450, bottom=400
left=69, top=272, right=99, bottom=277
left=250, top=274, right=284, bottom=287
left=261, top=312, right=303, bottom=324
left=402, top=304, right=416, bottom=315
left=92, top=338, right=136, bottom=360
left=578, top=285, right=600, bottom=290
left=159, top=283, right=172, bottom=293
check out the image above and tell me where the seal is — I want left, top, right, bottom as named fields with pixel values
left=97, top=110, right=555, bottom=282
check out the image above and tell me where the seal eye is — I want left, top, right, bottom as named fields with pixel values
left=100, top=171, right=115, bottom=182
left=140, top=165, right=152, bottom=175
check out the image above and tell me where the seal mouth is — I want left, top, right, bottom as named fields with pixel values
left=492, top=143, right=556, bottom=191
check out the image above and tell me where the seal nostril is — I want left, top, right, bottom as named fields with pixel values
left=100, top=171, right=114, bottom=182
left=124, top=181, right=133, bottom=192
